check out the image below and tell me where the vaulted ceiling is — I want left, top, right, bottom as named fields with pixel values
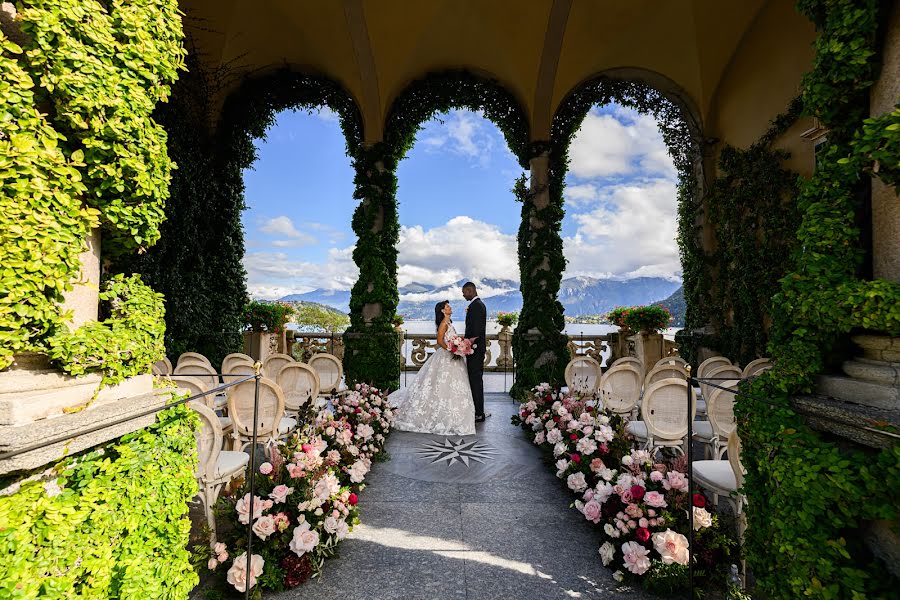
left=180, top=0, right=808, bottom=141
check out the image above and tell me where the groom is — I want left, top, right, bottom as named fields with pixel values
left=462, top=282, right=488, bottom=422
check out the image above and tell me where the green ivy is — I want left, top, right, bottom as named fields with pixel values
left=0, top=405, right=199, bottom=598
left=732, top=0, right=900, bottom=597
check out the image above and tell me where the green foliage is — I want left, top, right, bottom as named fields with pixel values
left=0, top=405, right=199, bottom=598
left=243, top=300, right=295, bottom=334
left=0, top=0, right=182, bottom=380
left=622, top=305, right=672, bottom=334
left=293, top=302, right=350, bottom=333
left=848, top=106, right=900, bottom=187
left=731, top=1, right=900, bottom=597
left=496, top=312, right=518, bottom=327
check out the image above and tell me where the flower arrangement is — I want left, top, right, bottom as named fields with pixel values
left=511, top=384, right=738, bottom=593
left=496, top=311, right=518, bottom=327
left=606, top=307, right=632, bottom=330
left=446, top=335, right=476, bottom=360
left=198, top=384, right=395, bottom=594
left=622, top=305, right=672, bottom=334
left=392, top=314, right=405, bottom=327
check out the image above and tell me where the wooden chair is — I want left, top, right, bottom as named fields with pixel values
left=741, top=357, right=772, bottom=378
left=643, top=362, right=688, bottom=390
left=152, top=357, right=172, bottom=376
left=262, top=352, right=295, bottom=379
left=174, top=362, right=226, bottom=410
left=276, top=362, right=321, bottom=417
left=609, top=356, right=643, bottom=372
left=564, top=356, right=602, bottom=397
left=173, top=376, right=233, bottom=433
left=222, top=360, right=256, bottom=386
left=625, top=378, right=696, bottom=456
left=226, top=377, right=297, bottom=451
left=654, top=356, right=688, bottom=369
left=221, top=353, right=254, bottom=377
left=693, top=431, right=746, bottom=515
left=309, top=353, right=347, bottom=396
left=190, top=402, right=250, bottom=546
left=697, top=355, right=732, bottom=381
left=700, top=364, right=742, bottom=408
left=177, top=351, right=211, bottom=367
left=692, top=379, right=738, bottom=459
left=598, top=363, right=642, bottom=416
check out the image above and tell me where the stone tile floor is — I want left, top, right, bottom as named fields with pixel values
left=277, top=393, right=655, bottom=600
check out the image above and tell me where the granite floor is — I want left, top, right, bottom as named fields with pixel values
left=277, top=393, right=654, bottom=600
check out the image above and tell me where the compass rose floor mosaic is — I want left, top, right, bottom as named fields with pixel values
left=275, top=394, right=654, bottom=600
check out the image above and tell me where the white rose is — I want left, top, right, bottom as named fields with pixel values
left=226, top=553, right=264, bottom=592
left=269, top=485, right=294, bottom=504
left=336, top=518, right=350, bottom=540
left=567, top=472, right=588, bottom=492
left=289, top=522, right=321, bottom=556
left=252, top=515, right=277, bottom=540
left=323, top=516, right=339, bottom=534
left=621, top=455, right=633, bottom=466
left=693, top=506, right=713, bottom=530
left=553, top=442, right=568, bottom=457
left=652, top=529, right=690, bottom=565
left=604, top=523, right=620, bottom=539
left=599, top=542, right=615, bottom=566
left=612, top=570, right=624, bottom=583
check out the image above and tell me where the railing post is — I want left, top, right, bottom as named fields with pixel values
left=245, top=363, right=262, bottom=599
left=686, top=365, right=694, bottom=597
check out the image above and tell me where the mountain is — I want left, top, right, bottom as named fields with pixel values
left=652, top=286, right=686, bottom=327
left=278, top=277, right=682, bottom=320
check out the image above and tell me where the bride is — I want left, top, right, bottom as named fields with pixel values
left=389, top=301, right=476, bottom=436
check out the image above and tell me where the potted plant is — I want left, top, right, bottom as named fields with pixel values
left=606, top=307, right=632, bottom=332
left=242, top=300, right=295, bottom=361
left=392, top=314, right=405, bottom=331
left=496, top=312, right=518, bottom=369
left=497, top=311, right=518, bottom=329
left=623, top=305, right=672, bottom=334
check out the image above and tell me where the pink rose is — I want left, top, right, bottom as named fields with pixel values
left=638, top=517, right=649, bottom=528
left=208, top=558, right=218, bottom=570
left=269, top=484, right=294, bottom=504
left=582, top=500, right=602, bottom=523
left=235, top=494, right=267, bottom=525
left=226, top=553, right=264, bottom=592
left=664, top=471, right=689, bottom=492
left=286, top=463, right=305, bottom=478
left=567, top=472, right=588, bottom=492
left=252, top=515, right=277, bottom=540
left=653, top=529, right=690, bottom=565
left=624, top=503, right=643, bottom=519
left=649, top=470, right=664, bottom=482
left=289, top=521, right=321, bottom=556
left=259, top=462, right=273, bottom=475
left=644, top=491, right=667, bottom=508
left=621, top=541, right=651, bottom=575
left=590, top=458, right=605, bottom=473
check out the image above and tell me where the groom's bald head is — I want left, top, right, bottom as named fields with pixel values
left=462, top=282, right=477, bottom=300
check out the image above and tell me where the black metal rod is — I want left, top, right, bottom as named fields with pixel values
left=687, top=372, right=695, bottom=597
left=0, top=373, right=256, bottom=461
left=245, top=373, right=262, bottom=599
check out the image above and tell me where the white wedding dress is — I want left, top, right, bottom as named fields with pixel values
left=389, top=323, right=476, bottom=436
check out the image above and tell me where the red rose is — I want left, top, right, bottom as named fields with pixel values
left=630, top=485, right=645, bottom=501
left=553, top=416, right=561, bottom=423
left=635, top=527, right=651, bottom=542
left=586, top=406, right=594, bottom=413
left=301, top=443, right=312, bottom=453
left=348, top=493, right=358, bottom=505
left=692, top=493, right=706, bottom=508
left=569, top=433, right=579, bottom=441
left=570, top=453, right=581, bottom=463
left=355, top=407, right=362, bottom=413
left=599, top=443, right=609, bottom=454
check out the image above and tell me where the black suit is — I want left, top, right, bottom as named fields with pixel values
left=464, top=297, right=487, bottom=417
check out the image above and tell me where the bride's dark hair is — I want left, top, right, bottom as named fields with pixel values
left=434, top=300, right=449, bottom=330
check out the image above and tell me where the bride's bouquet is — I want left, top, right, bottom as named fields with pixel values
left=447, top=336, right=477, bottom=361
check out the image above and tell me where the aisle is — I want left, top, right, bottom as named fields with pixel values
left=278, top=394, right=653, bottom=600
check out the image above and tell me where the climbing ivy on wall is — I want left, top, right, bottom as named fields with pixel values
left=0, top=0, right=183, bottom=379
left=733, top=0, right=900, bottom=597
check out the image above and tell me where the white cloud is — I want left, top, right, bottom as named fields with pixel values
left=563, top=179, right=681, bottom=280
left=397, top=216, right=518, bottom=287
left=419, top=110, right=497, bottom=167
left=260, top=216, right=316, bottom=245
left=243, top=247, right=357, bottom=299
left=564, top=183, right=600, bottom=206
left=312, top=107, right=340, bottom=124
left=568, top=106, right=676, bottom=181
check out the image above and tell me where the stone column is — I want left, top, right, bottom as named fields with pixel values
left=871, top=1, right=900, bottom=283
left=61, top=228, right=101, bottom=329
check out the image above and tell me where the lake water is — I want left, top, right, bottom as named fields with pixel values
left=399, top=320, right=620, bottom=336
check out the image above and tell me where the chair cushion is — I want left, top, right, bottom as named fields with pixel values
left=692, top=460, right=737, bottom=493
left=696, top=399, right=707, bottom=416
left=625, top=420, right=648, bottom=440
left=692, top=421, right=714, bottom=441
left=218, top=416, right=233, bottom=430
left=216, top=450, right=249, bottom=478
left=279, top=417, right=298, bottom=434
left=214, top=394, right=228, bottom=409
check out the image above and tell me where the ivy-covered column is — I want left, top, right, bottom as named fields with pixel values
left=511, top=144, right=570, bottom=397
left=344, top=143, right=401, bottom=390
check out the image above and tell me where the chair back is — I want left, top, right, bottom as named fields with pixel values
left=173, top=362, right=219, bottom=392
left=222, top=353, right=254, bottom=376
left=223, top=361, right=256, bottom=385
left=263, top=353, right=295, bottom=379
left=727, top=431, right=746, bottom=490
left=172, top=375, right=210, bottom=407
left=309, top=353, right=343, bottom=394
left=697, top=355, right=731, bottom=380
left=701, top=364, right=742, bottom=401
left=655, top=356, right=688, bottom=369
left=153, top=357, right=172, bottom=375
left=177, top=352, right=211, bottom=367
left=707, top=379, right=739, bottom=439
left=599, top=364, right=642, bottom=414
left=227, top=377, right=285, bottom=440
left=189, top=402, right=223, bottom=481
left=644, top=362, right=688, bottom=389
left=741, top=357, right=772, bottom=378
left=565, top=356, right=602, bottom=396
left=277, top=363, right=321, bottom=412
left=640, top=378, right=695, bottom=442
left=610, top=357, right=642, bottom=372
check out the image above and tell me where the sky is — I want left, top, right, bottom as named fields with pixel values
left=241, top=104, right=681, bottom=300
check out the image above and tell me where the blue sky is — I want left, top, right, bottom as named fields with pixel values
left=242, top=105, right=681, bottom=299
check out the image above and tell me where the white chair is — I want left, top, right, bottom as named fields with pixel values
left=309, top=353, right=347, bottom=396
left=693, top=431, right=746, bottom=516
left=654, top=356, right=688, bottom=369
left=276, top=362, right=321, bottom=417
left=700, top=364, right=742, bottom=406
left=610, top=356, right=643, bottom=372
left=226, top=377, right=297, bottom=451
left=152, top=357, right=172, bottom=376
left=174, top=362, right=226, bottom=410
left=697, top=355, right=732, bottom=381
left=262, top=352, right=295, bottom=379
left=626, top=378, right=696, bottom=456
left=643, top=362, right=688, bottom=390
left=564, top=356, right=602, bottom=397
left=693, top=379, right=738, bottom=459
left=598, top=364, right=642, bottom=416
left=221, top=353, right=254, bottom=377
left=190, top=402, right=250, bottom=546
left=222, top=360, right=256, bottom=386
left=177, top=352, right=212, bottom=367
left=173, top=376, right=233, bottom=433
left=741, top=357, right=772, bottom=378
